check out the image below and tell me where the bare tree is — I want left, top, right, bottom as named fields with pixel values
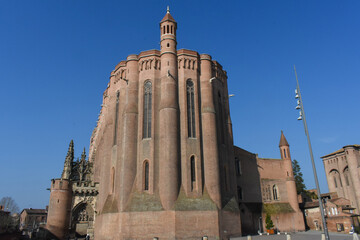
left=0, top=197, right=20, bottom=214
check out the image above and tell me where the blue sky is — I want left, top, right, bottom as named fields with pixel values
left=0, top=1, right=359, bottom=211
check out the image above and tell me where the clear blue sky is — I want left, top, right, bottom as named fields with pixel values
left=1, top=1, right=359, bottom=211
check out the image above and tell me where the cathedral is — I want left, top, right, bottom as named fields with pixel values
left=45, top=9, right=304, bottom=239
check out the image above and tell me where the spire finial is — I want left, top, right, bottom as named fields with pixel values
left=167, top=6, right=170, bottom=14
left=61, top=140, right=74, bottom=179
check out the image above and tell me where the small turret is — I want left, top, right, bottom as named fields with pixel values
left=61, top=140, right=74, bottom=179
left=80, top=147, right=86, bottom=162
left=278, top=131, right=300, bottom=212
left=79, top=147, right=87, bottom=181
left=279, top=131, right=291, bottom=160
left=160, top=7, right=177, bottom=37
left=160, top=6, right=177, bottom=55
left=47, top=140, right=73, bottom=238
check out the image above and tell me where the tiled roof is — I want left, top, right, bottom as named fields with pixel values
left=279, top=131, right=289, bottom=147
left=321, top=145, right=360, bottom=158
left=304, top=201, right=319, bottom=208
left=161, top=13, right=176, bottom=23
left=23, top=208, right=47, bottom=214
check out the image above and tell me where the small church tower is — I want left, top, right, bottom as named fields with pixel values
left=279, top=131, right=300, bottom=211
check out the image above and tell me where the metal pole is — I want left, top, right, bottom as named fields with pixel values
left=294, top=65, right=330, bottom=240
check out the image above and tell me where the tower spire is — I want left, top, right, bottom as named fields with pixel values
left=279, top=130, right=289, bottom=147
left=80, top=147, right=86, bottom=162
left=167, top=6, right=170, bottom=14
left=61, top=140, right=74, bottom=179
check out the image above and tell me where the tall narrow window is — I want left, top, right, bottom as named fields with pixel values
left=339, top=176, right=343, bottom=187
left=273, top=185, right=278, bottom=200
left=190, top=156, right=196, bottom=191
left=345, top=174, right=349, bottom=186
left=111, top=167, right=115, bottom=194
left=237, top=187, right=243, bottom=200
left=334, top=177, right=338, bottom=188
left=283, top=149, right=287, bottom=158
left=224, top=166, right=229, bottom=192
left=144, top=161, right=149, bottom=191
left=113, top=91, right=120, bottom=145
left=235, top=158, right=242, bottom=176
left=143, top=81, right=152, bottom=138
left=187, top=80, right=196, bottom=138
left=218, top=92, right=224, bottom=143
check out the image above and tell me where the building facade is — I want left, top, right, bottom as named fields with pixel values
left=46, top=141, right=99, bottom=239
left=19, top=208, right=47, bottom=237
left=322, top=145, right=360, bottom=214
left=303, top=192, right=359, bottom=233
left=91, top=9, right=241, bottom=240
left=45, top=9, right=309, bottom=239
left=234, top=131, right=305, bottom=235
left=47, top=9, right=241, bottom=240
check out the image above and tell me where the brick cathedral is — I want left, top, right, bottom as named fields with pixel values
left=45, top=9, right=305, bottom=239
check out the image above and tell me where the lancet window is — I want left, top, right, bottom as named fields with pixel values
left=273, top=184, right=279, bottom=200
left=218, top=92, right=224, bottom=143
left=237, top=186, right=243, bottom=200
left=187, top=80, right=196, bottom=138
left=190, top=156, right=196, bottom=191
left=235, top=157, right=242, bottom=176
left=113, top=91, right=120, bottom=145
left=111, top=167, right=115, bottom=194
left=144, top=161, right=149, bottom=191
left=143, top=81, right=152, bottom=138
left=334, top=177, right=338, bottom=188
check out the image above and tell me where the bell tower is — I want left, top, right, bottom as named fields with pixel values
left=160, top=6, right=177, bottom=55
left=158, top=7, right=180, bottom=210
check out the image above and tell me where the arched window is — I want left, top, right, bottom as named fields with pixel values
left=283, top=149, right=287, bottom=158
left=190, top=156, right=196, bottom=191
left=110, top=167, right=115, bottom=194
left=187, top=80, right=196, bottom=138
left=144, top=161, right=149, bottom=191
left=113, top=91, right=120, bottom=145
left=143, top=81, right=152, bottom=138
left=163, top=26, right=165, bottom=34
left=331, top=169, right=342, bottom=188
left=167, top=25, right=169, bottom=33
left=171, top=25, right=173, bottom=34
left=273, top=185, right=279, bottom=200
left=344, top=167, right=350, bottom=186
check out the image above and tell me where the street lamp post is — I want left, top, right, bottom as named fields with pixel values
left=294, top=65, right=330, bottom=240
